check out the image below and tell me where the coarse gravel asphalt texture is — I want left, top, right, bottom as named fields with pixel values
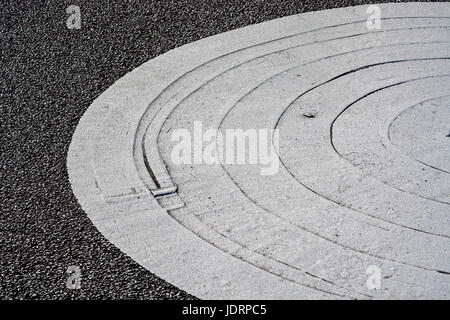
left=1, top=0, right=445, bottom=300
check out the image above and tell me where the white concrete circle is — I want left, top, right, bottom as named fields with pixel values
left=68, top=3, right=450, bottom=299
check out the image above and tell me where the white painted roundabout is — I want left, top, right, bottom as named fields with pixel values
left=68, top=3, right=450, bottom=299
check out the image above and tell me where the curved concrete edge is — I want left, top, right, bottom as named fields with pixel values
left=67, top=3, right=450, bottom=299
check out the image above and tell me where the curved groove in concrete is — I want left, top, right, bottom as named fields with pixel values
left=68, top=3, right=450, bottom=299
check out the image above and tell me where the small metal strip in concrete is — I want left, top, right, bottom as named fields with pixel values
left=68, top=3, right=450, bottom=299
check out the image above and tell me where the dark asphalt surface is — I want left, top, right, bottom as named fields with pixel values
left=1, top=0, right=443, bottom=299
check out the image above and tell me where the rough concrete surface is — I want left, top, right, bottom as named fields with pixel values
left=67, top=3, right=450, bottom=299
left=2, top=1, right=448, bottom=300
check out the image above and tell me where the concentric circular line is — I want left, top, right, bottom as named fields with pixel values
left=68, top=3, right=450, bottom=299
left=270, top=61, right=450, bottom=232
left=142, top=26, right=447, bottom=296
left=158, top=48, right=446, bottom=294
left=151, top=35, right=450, bottom=278
left=330, top=92, right=450, bottom=205
left=211, top=57, right=450, bottom=238
left=152, top=37, right=447, bottom=238
left=214, top=70, right=450, bottom=269
left=387, top=95, right=450, bottom=174
left=137, top=21, right=450, bottom=191
left=328, top=75, right=450, bottom=205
